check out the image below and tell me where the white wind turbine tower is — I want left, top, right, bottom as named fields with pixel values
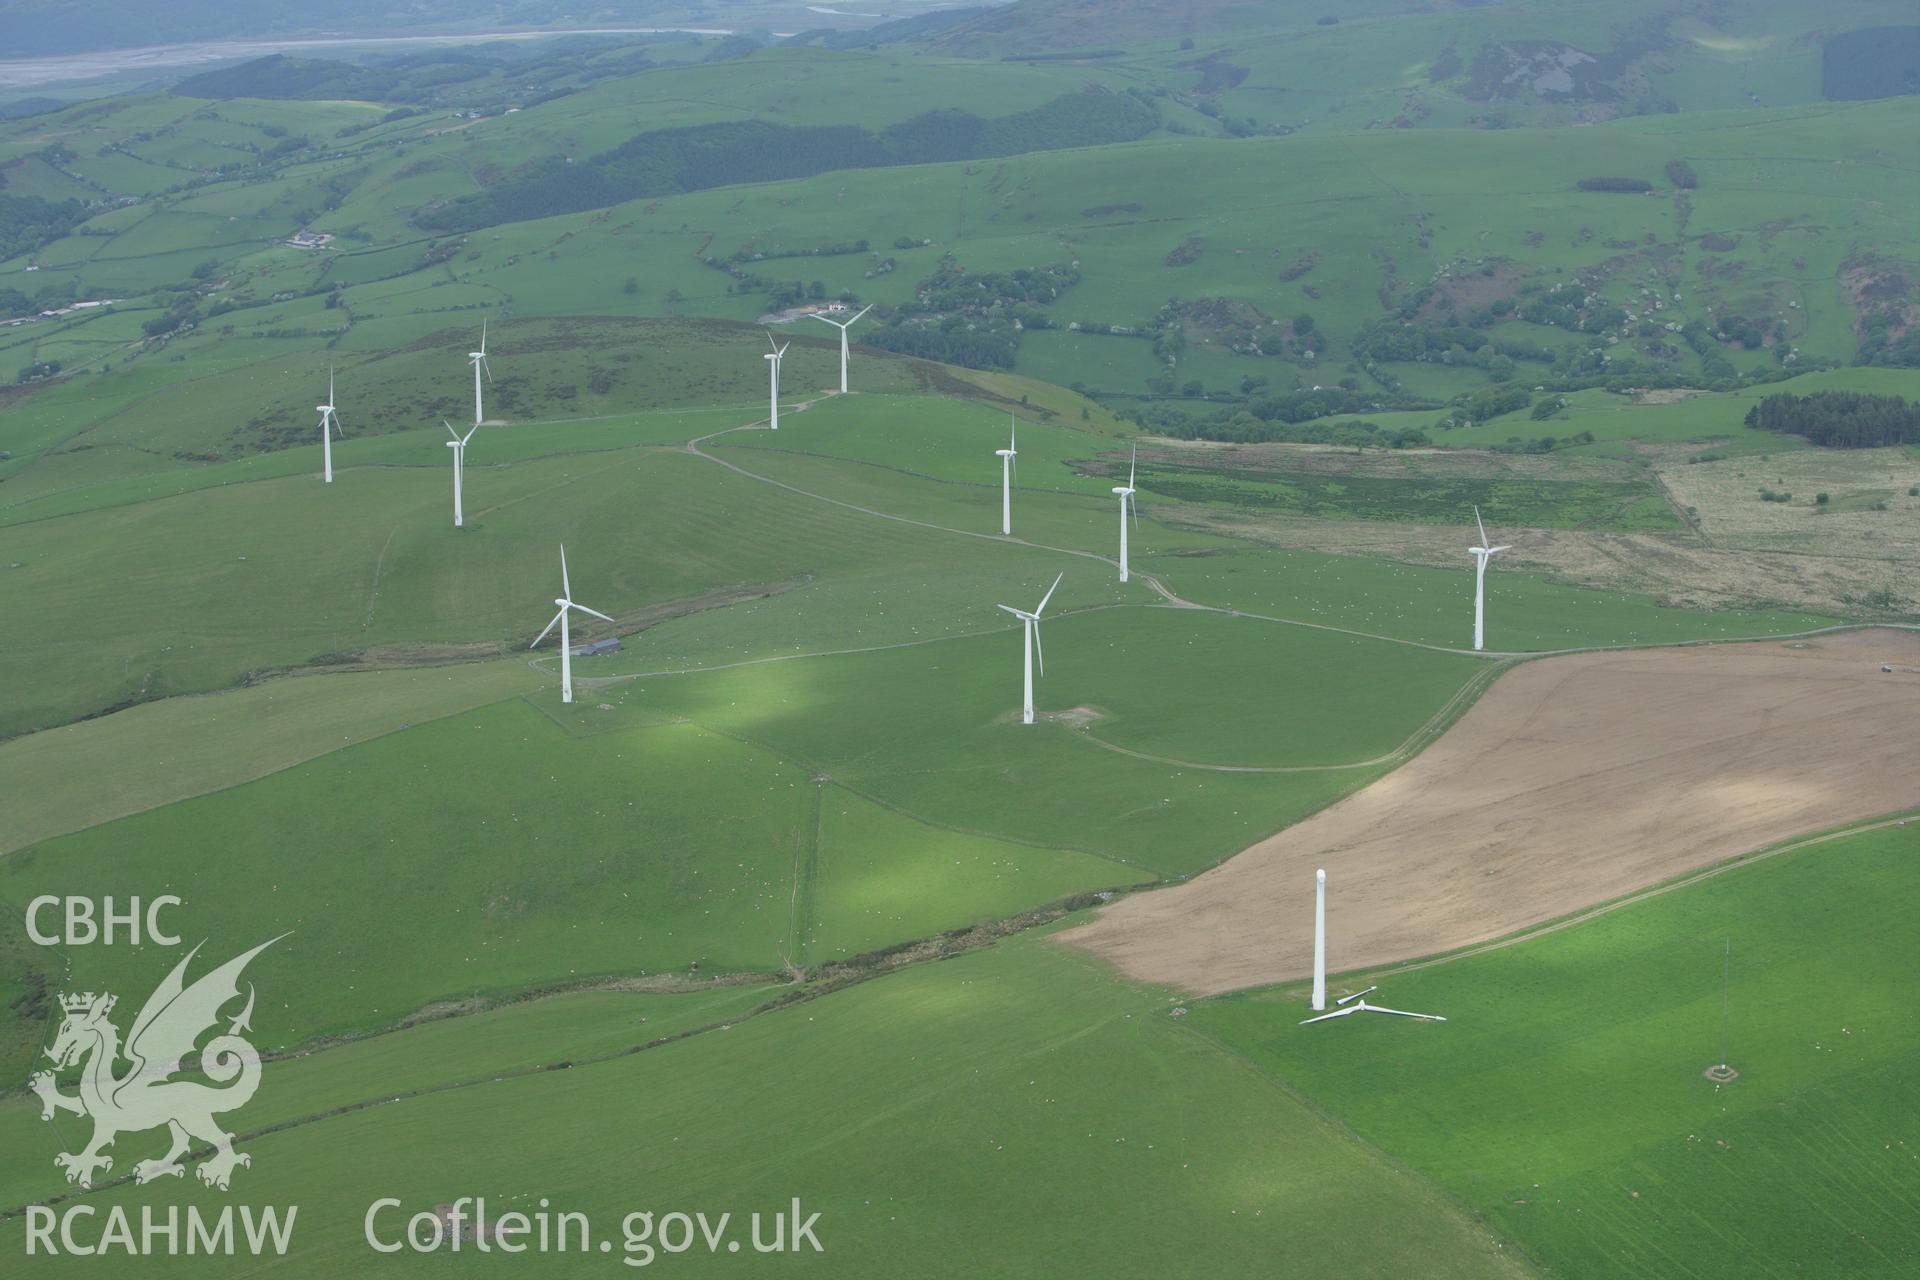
left=807, top=303, right=872, bottom=394
left=995, top=416, right=1017, bottom=536
left=1468, top=505, right=1512, bottom=652
left=315, top=368, right=339, bottom=483
left=468, top=319, right=493, bottom=427
left=1113, top=444, right=1138, bottom=582
left=764, top=332, right=790, bottom=430
left=998, top=572, right=1062, bottom=725
left=1311, top=868, right=1327, bottom=1011
left=530, top=545, right=615, bottom=704
left=443, top=420, right=477, bottom=527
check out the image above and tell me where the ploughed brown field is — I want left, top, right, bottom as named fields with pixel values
left=1062, top=628, right=1920, bottom=995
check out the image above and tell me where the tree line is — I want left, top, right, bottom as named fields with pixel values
left=1744, top=390, right=1920, bottom=447
left=0, top=194, right=84, bottom=276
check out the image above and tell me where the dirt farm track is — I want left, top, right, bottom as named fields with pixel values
left=1062, top=629, right=1920, bottom=995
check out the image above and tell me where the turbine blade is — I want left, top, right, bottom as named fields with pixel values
left=1487, top=545, right=1512, bottom=555
left=444, top=419, right=461, bottom=440
left=461, top=425, right=478, bottom=445
left=1128, top=443, right=1136, bottom=488
left=1035, top=571, right=1063, bottom=616
left=483, top=355, right=493, bottom=384
left=996, top=604, right=1027, bottom=618
left=1363, top=1004, right=1447, bottom=1022
left=480, top=317, right=487, bottom=355
left=777, top=341, right=789, bottom=358
left=851, top=303, right=872, bottom=323
left=1336, top=987, right=1377, bottom=1007
left=572, top=603, right=615, bottom=624
left=806, top=313, right=833, bottom=327
left=559, top=545, right=571, bottom=601
left=328, top=366, right=335, bottom=403
left=1474, top=505, right=1488, bottom=548
left=1032, top=619, right=1045, bottom=677
left=1130, top=490, right=1139, bottom=530
left=531, top=608, right=565, bottom=649
left=1300, top=1006, right=1361, bottom=1024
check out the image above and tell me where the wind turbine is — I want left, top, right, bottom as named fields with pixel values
left=1300, top=870, right=1446, bottom=1023
left=443, top=420, right=477, bottom=527
left=995, top=417, right=1017, bottom=536
left=315, top=368, right=339, bottom=484
left=807, top=304, right=872, bottom=394
left=764, top=332, right=790, bottom=430
left=468, top=319, right=493, bottom=427
left=530, top=545, right=615, bottom=704
left=1113, top=444, right=1138, bottom=582
left=1468, top=505, right=1512, bottom=652
left=997, top=573, right=1062, bottom=726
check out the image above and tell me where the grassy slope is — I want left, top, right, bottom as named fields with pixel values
left=0, top=658, right=540, bottom=855
left=0, top=938, right=1532, bottom=1280
left=598, top=608, right=1475, bottom=871
left=0, top=698, right=1134, bottom=1051
left=1187, top=821, right=1920, bottom=1280
left=8, top=82, right=1914, bottom=405
left=1142, top=547, right=1837, bottom=650
left=394, top=99, right=1918, bottom=382
left=0, top=438, right=1156, bottom=736
left=0, top=982, right=776, bottom=1211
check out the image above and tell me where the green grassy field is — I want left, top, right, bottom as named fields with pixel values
left=1185, top=820, right=1920, bottom=1279
left=593, top=607, right=1477, bottom=871
left=1429, top=368, right=1920, bottom=457
left=0, top=694, right=1137, bottom=1054
left=0, top=937, right=1530, bottom=1279
left=0, top=317, right=935, bottom=519
left=0, top=659, right=540, bottom=855
left=1133, top=455, right=1682, bottom=531
left=1142, top=546, right=1839, bottom=651
left=0, top=982, right=778, bottom=1211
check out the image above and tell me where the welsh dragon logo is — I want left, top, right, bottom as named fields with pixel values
left=29, top=936, right=282, bottom=1192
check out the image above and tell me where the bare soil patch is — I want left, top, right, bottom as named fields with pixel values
left=1061, top=629, right=1920, bottom=995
